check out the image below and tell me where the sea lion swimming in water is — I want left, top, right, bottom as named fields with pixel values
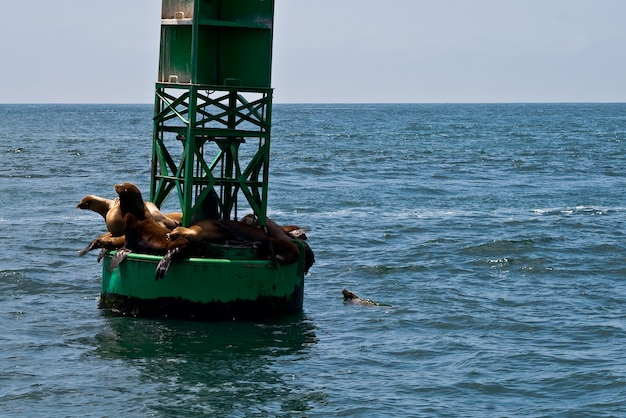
left=155, top=219, right=301, bottom=280
left=342, top=289, right=390, bottom=307
left=77, top=194, right=181, bottom=235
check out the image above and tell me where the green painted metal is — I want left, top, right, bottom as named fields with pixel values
left=151, top=0, right=275, bottom=226
left=159, top=0, right=273, bottom=87
left=150, top=84, right=272, bottom=226
left=102, top=251, right=303, bottom=303
left=100, top=241, right=306, bottom=319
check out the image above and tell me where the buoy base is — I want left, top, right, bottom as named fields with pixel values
left=99, top=244, right=305, bottom=321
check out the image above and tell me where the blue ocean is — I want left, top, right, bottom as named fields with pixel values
left=1, top=103, right=625, bottom=417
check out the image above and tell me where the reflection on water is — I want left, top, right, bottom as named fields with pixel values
left=95, top=314, right=320, bottom=415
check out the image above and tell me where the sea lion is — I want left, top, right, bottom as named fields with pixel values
left=75, top=195, right=125, bottom=257
left=155, top=219, right=301, bottom=280
left=281, top=225, right=309, bottom=240
left=106, top=182, right=190, bottom=271
left=168, top=219, right=300, bottom=265
left=146, top=202, right=182, bottom=230
left=342, top=289, right=390, bottom=307
left=163, top=211, right=183, bottom=225
left=190, top=187, right=221, bottom=223
left=77, top=194, right=181, bottom=235
left=77, top=195, right=124, bottom=236
left=240, top=214, right=315, bottom=274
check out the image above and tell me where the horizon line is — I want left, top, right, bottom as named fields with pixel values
left=1, top=101, right=626, bottom=106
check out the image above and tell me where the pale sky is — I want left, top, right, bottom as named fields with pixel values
left=1, top=0, right=625, bottom=103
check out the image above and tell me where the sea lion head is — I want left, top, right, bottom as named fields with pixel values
left=114, top=182, right=146, bottom=218
left=76, top=195, right=119, bottom=210
left=76, top=195, right=96, bottom=209
left=114, top=182, right=140, bottom=196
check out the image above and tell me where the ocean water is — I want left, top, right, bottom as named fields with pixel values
left=1, top=102, right=626, bottom=417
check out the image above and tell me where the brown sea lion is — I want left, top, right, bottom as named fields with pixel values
left=155, top=219, right=301, bottom=280
left=106, top=182, right=190, bottom=271
left=77, top=194, right=181, bottom=235
left=281, top=225, right=309, bottom=240
left=76, top=195, right=116, bottom=216
left=190, top=187, right=221, bottom=222
left=240, top=214, right=315, bottom=274
left=168, top=219, right=300, bottom=264
left=146, top=202, right=182, bottom=230
left=342, top=289, right=390, bottom=307
left=77, top=195, right=124, bottom=236
left=162, top=211, right=183, bottom=225
left=76, top=195, right=125, bottom=257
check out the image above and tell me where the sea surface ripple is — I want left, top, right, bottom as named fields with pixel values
left=1, top=103, right=625, bottom=416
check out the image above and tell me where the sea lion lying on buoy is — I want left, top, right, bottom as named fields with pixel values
left=77, top=194, right=182, bottom=235
left=155, top=219, right=301, bottom=280
left=77, top=195, right=124, bottom=236
left=190, top=187, right=221, bottom=222
left=79, top=182, right=189, bottom=268
left=342, top=289, right=390, bottom=307
left=281, top=225, right=309, bottom=240
left=240, top=214, right=315, bottom=274
left=103, top=182, right=191, bottom=270
left=77, top=189, right=184, bottom=260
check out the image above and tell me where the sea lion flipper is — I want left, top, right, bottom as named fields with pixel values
left=96, top=248, right=107, bottom=263
left=155, top=246, right=187, bottom=281
left=155, top=253, right=173, bottom=281
left=78, top=232, right=124, bottom=258
left=109, top=248, right=131, bottom=271
left=77, top=239, right=100, bottom=256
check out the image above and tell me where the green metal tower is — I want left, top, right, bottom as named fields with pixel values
left=98, top=0, right=306, bottom=319
left=151, top=0, right=275, bottom=227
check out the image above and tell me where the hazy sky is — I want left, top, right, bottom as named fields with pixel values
left=2, top=0, right=625, bottom=103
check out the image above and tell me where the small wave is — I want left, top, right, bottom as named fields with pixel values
left=360, top=264, right=427, bottom=274
left=463, top=239, right=534, bottom=254
left=533, top=205, right=624, bottom=216
left=463, top=236, right=566, bottom=257
left=486, top=256, right=554, bottom=273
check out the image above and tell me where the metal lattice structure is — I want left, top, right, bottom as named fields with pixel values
left=150, top=0, right=274, bottom=227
